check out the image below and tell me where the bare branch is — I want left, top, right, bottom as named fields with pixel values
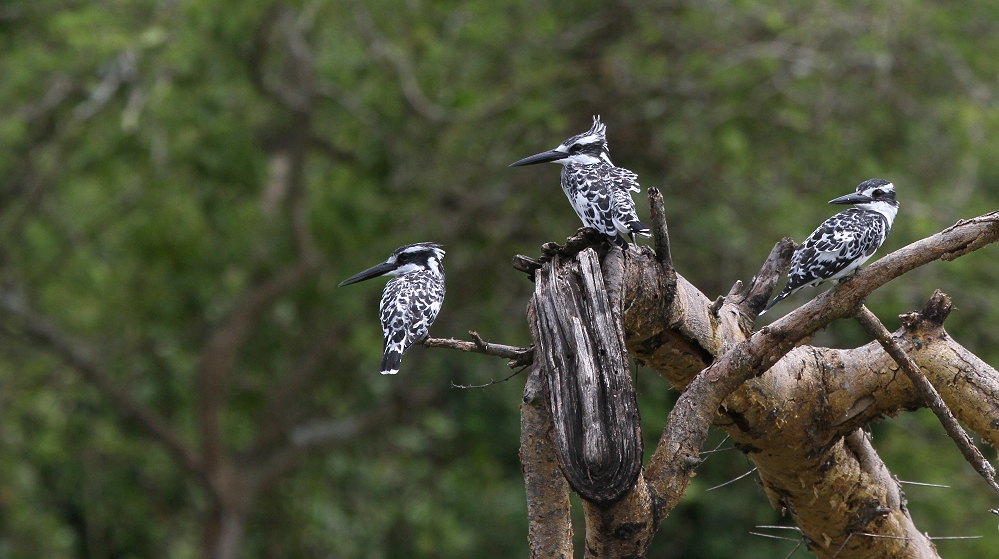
left=645, top=210, right=999, bottom=509
left=421, top=331, right=533, bottom=367
left=733, top=237, right=796, bottom=317
left=899, top=292, right=999, bottom=452
left=511, top=254, right=543, bottom=280
left=647, top=187, right=673, bottom=269
left=450, top=366, right=528, bottom=389
left=852, top=303, right=999, bottom=495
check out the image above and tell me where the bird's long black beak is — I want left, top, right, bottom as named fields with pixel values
left=338, top=261, right=396, bottom=287
left=509, top=149, right=566, bottom=167
left=828, top=192, right=874, bottom=205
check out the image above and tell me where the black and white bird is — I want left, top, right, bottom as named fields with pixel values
left=339, top=243, right=446, bottom=375
left=760, top=178, right=899, bottom=315
left=509, top=116, right=651, bottom=248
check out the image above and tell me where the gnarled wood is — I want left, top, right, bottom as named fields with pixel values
left=854, top=303, right=999, bottom=494
left=515, top=210, right=999, bottom=559
left=533, top=249, right=643, bottom=504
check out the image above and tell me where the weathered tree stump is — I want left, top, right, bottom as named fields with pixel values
left=532, top=248, right=643, bottom=505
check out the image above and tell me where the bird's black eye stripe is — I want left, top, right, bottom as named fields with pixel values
left=872, top=189, right=883, bottom=196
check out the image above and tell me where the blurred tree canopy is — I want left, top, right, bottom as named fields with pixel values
left=0, top=0, right=997, bottom=558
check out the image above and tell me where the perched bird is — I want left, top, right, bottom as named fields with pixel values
left=760, top=178, right=899, bottom=315
left=510, top=115, right=651, bottom=248
left=339, top=243, right=446, bottom=374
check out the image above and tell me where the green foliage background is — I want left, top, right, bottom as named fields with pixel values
left=1, top=0, right=998, bottom=557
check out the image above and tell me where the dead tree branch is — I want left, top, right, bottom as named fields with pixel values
left=647, top=187, right=672, bottom=269
left=521, top=210, right=999, bottom=559
left=421, top=331, right=533, bottom=367
left=853, top=303, right=999, bottom=495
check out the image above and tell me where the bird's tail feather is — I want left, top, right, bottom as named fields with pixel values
left=380, top=350, right=402, bottom=375
left=759, top=292, right=788, bottom=316
left=632, top=220, right=652, bottom=237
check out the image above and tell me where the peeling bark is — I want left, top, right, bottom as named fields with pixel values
left=533, top=250, right=643, bottom=504
left=518, top=210, right=999, bottom=559
left=522, top=300, right=574, bottom=558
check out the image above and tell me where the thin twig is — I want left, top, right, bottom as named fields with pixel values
left=698, top=435, right=732, bottom=460
left=851, top=533, right=909, bottom=540
left=451, top=365, right=529, bottom=389
left=853, top=304, right=999, bottom=496
left=830, top=533, right=854, bottom=559
left=849, top=532, right=980, bottom=541
left=782, top=539, right=805, bottom=559
left=421, top=331, right=533, bottom=368
left=699, top=446, right=739, bottom=455
left=896, top=479, right=950, bottom=488
left=705, top=467, right=757, bottom=491
left=756, top=525, right=802, bottom=531
left=748, top=532, right=801, bottom=542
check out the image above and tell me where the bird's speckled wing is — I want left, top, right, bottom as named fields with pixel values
left=785, top=209, right=888, bottom=293
left=606, top=165, right=641, bottom=193
left=561, top=164, right=649, bottom=245
left=562, top=165, right=618, bottom=237
left=378, top=271, right=445, bottom=374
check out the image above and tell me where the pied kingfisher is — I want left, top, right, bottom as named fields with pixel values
left=339, top=243, right=446, bottom=374
left=509, top=116, right=651, bottom=248
left=760, top=179, right=899, bottom=315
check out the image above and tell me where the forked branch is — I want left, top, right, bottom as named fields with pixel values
left=523, top=210, right=999, bottom=559
left=421, top=331, right=533, bottom=367
left=852, top=303, right=999, bottom=495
